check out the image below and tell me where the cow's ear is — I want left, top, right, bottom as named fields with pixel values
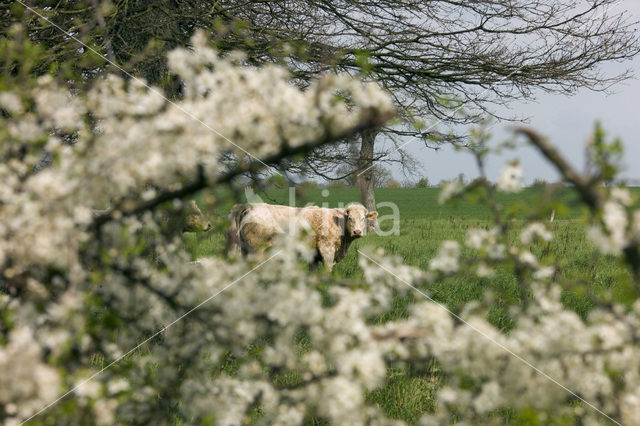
left=367, top=211, right=378, bottom=219
left=333, top=215, right=345, bottom=228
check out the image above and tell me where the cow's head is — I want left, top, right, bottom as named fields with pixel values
left=343, top=204, right=378, bottom=237
left=183, top=200, right=212, bottom=232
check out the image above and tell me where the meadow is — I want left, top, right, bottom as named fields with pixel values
left=184, top=186, right=637, bottom=424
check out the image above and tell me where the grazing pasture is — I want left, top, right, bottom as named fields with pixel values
left=183, top=186, right=638, bottom=423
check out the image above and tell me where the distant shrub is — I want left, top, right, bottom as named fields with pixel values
left=386, top=178, right=402, bottom=188
left=532, top=178, right=548, bottom=187
left=297, top=180, right=319, bottom=190
left=416, top=177, right=430, bottom=188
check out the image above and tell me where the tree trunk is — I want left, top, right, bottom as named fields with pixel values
left=357, top=129, right=378, bottom=227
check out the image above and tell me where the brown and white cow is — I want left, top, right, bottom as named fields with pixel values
left=227, top=203, right=377, bottom=271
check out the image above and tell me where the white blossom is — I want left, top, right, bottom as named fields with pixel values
left=519, top=250, right=538, bottom=267
left=429, top=240, right=460, bottom=274
left=476, top=262, right=494, bottom=278
left=497, top=162, right=523, bottom=193
left=0, top=91, right=23, bottom=114
left=610, top=187, right=632, bottom=206
left=533, top=266, right=555, bottom=280
left=588, top=200, right=630, bottom=254
left=318, top=377, right=365, bottom=424
left=0, top=327, right=60, bottom=423
left=520, top=222, right=553, bottom=244
left=107, top=379, right=129, bottom=395
left=438, top=179, right=464, bottom=204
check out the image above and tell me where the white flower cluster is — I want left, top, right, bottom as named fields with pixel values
left=428, top=240, right=460, bottom=275
left=466, top=227, right=505, bottom=260
left=520, top=222, right=553, bottom=245
left=463, top=220, right=558, bottom=281
left=0, top=32, right=396, bottom=424
left=497, top=162, right=523, bottom=192
left=588, top=188, right=639, bottom=255
left=437, top=179, right=464, bottom=204
left=136, top=243, right=399, bottom=425
left=165, top=31, right=393, bottom=157
left=0, top=327, right=60, bottom=426
left=355, top=245, right=640, bottom=425
left=411, top=283, right=640, bottom=425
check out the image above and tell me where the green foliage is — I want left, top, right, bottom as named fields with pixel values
left=354, top=50, right=374, bottom=76
left=588, top=122, right=624, bottom=184
left=0, top=25, right=45, bottom=88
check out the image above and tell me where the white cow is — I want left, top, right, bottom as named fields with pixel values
left=227, top=203, right=377, bottom=271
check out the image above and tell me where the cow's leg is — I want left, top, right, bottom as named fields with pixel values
left=308, top=250, right=323, bottom=271
left=317, top=242, right=335, bottom=272
left=226, top=228, right=243, bottom=258
left=238, top=230, right=254, bottom=257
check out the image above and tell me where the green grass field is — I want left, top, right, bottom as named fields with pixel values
left=184, top=186, right=637, bottom=424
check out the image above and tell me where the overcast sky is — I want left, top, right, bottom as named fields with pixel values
left=390, top=1, right=640, bottom=186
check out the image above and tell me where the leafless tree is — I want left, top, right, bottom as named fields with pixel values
left=269, top=0, right=639, bottom=209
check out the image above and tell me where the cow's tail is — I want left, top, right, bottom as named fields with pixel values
left=226, top=203, right=251, bottom=258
